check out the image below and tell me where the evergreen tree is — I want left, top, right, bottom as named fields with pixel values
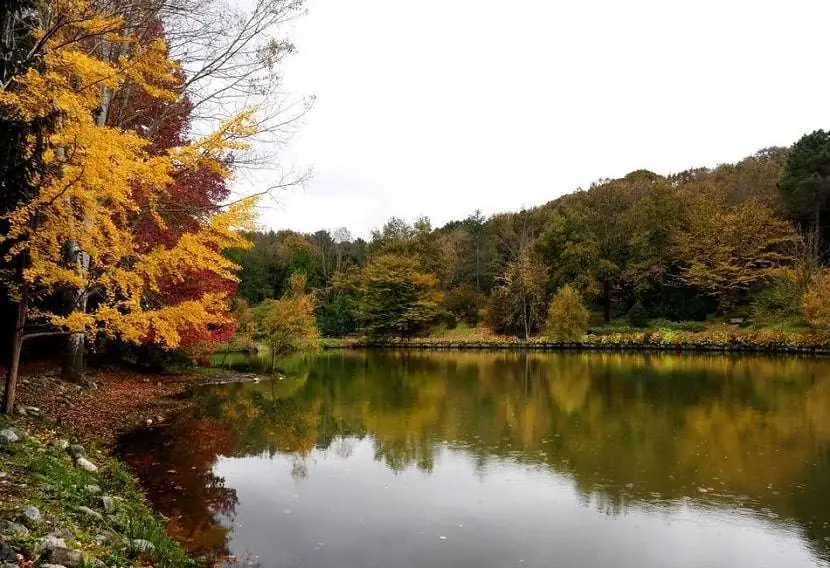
left=780, top=130, right=830, bottom=258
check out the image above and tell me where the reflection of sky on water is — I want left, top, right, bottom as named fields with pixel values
left=121, top=351, right=830, bottom=567
left=215, top=438, right=825, bottom=568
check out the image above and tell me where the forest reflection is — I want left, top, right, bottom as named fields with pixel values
left=119, top=351, right=830, bottom=563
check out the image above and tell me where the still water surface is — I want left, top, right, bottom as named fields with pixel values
left=118, top=350, right=830, bottom=568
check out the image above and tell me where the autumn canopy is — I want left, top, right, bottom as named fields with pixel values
left=0, top=0, right=287, bottom=411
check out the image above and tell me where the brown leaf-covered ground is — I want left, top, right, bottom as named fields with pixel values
left=11, top=363, right=205, bottom=446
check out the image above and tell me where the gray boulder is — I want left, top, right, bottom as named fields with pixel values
left=3, top=522, right=29, bottom=536
left=47, top=547, right=84, bottom=568
left=75, top=458, right=98, bottom=473
left=22, top=506, right=40, bottom=522
left=0, top=542, right=16, bottom=562
left=100, top=496, right=116, bottom=513
left=84, top=484, right=101, bottom=494
left=38, top=534, right=67, bottom=552
left=0, top=429, right=19, bottom=445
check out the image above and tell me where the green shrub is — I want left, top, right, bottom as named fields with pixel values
left=315, top=290, right=359, bottom=337
left=443, top=312, right=458, bottom=330
left=545, top=285, right=589, bottom=340
left=588, top=325, right=636, bottom=336
left=445, top=285, right=486, bottom=326
left=626, top=301, right=649, bottom=328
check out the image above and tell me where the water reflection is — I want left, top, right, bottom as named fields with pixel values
left=119, top=351, right=830, bottom=567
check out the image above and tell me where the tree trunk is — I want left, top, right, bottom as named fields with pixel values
left=61, top=79, right=111, bottom=383
left=475, top=239, right=480, bottom=292
left=61, top=331, right=86, bottom=384
left=2, top=290, right=27, bottom=414
left=62, top=244, right=89, bottom=384
left=815, top=203, right=822, bottom=261
left=602, top=281, right=611, bottom=323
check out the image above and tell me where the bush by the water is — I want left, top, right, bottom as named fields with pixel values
left=804, top=271, right=830, bottom=330
left=545, top=285, right=589, bottom=340
left=648, top=319, right=707, bottom=332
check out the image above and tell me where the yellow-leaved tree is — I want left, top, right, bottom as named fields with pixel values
left=672, top=197, right=798, bottom=312
left=252, top=273, right=320, bottom=368
left=545, top=285, right=590, bottom=341
left=0, top=1, right=258, bottom=412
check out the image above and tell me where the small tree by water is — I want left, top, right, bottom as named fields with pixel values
left=253, top=273, right=319, bottom=366
left=545, top=285, right=589, bottom=341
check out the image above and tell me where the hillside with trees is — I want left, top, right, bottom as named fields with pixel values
left=226, top=139, right=830, bottom=345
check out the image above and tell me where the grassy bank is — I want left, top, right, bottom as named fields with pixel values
left=0, top=365, right=241, bottom=567
left=0, top=415, right=194, bottom=567
left=321, top=326, right=830, bottom=354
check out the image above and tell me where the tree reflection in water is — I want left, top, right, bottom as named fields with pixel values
left=119, top=351, right=830, bottom=565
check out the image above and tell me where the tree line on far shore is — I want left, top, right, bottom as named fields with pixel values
left=229, top=133, right=830, bottom=347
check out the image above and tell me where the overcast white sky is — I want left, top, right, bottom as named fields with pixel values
left=239, top=0, right=830, bottom=238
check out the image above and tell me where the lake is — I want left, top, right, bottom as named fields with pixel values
left=117, top=350, right=830, bottom=568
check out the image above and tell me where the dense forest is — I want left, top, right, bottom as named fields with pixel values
left=226, top=136, right=830, bottom=345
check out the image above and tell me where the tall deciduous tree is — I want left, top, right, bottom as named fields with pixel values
left=0, top=0, right=256, bottom=412
left=103, top=23, right=241, bottom=359
left=489, top=249, right=547, bottom=339
left=356, top=255, right=443, bottom=339
left=672, top=198, right=797, bottom=311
